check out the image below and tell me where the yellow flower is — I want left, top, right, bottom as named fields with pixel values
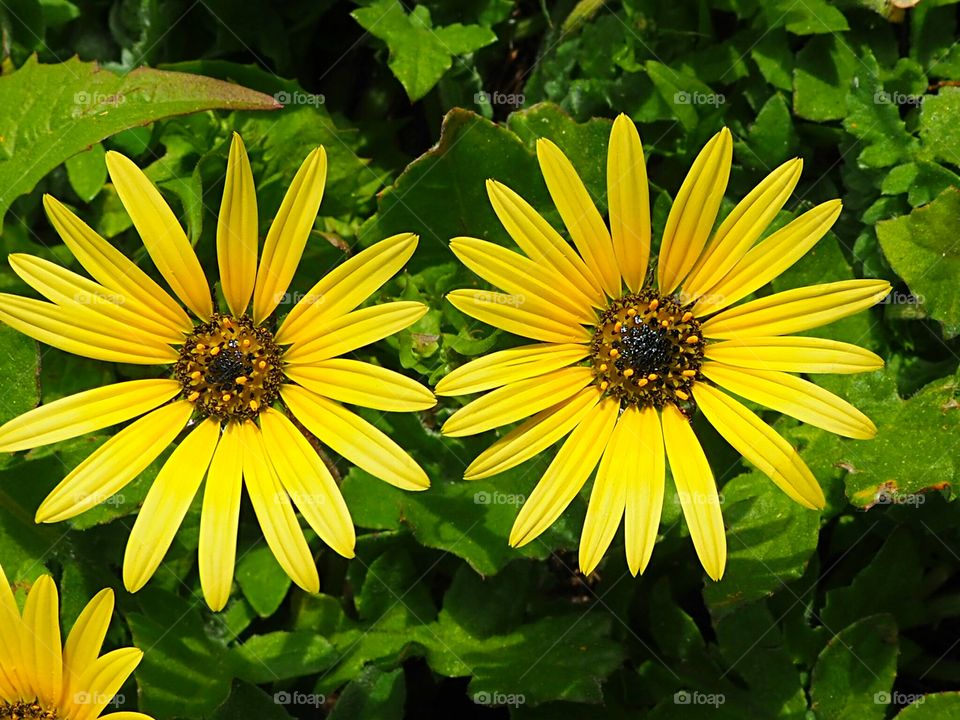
left=438, top=115, right=889, bottom=581
left=0, top=565, right=150, bottom=720
left=0, top=134, right=434, bottom=610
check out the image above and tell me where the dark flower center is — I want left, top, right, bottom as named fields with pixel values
left=175, top=313, right=284, bottom=420
left=0, top=700, right=59, bottom=719
left=590, top=291, right=703, bottom=410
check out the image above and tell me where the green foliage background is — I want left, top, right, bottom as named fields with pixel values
left=0, top=0, right=959, bottom=718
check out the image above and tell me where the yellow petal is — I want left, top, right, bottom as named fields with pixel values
left=260, top=407, right=356, bottom=558
left=43, top=194, right=192, bottom=333
left=578, top=411, right=634, bottom=575
left=0, top=564, right=25, bottom=699
left=0, top=379, right=181, bottom=453
left=71, top=647, right=142, bottom=720
left=284, top=359, right=435, bottom=412
left=704, top=336, right=884, bottom=374
left=464, top=387, right=600, bottom=480
left=661, top=404, right=726, bottom=581
left=282, top=384, right=429, bottom=491
left=509, top=397, right=618, bottom=547
left=9, top=253, right=183, bottom=344
left=537, top=138, right=620, bottom=297
left=199, top=420, right=243, bottom=612
left=446, top=289, right=591, bottom=344
left=701, top=279, right=891, bottom=338
left=0, top=294, right=178, bottom=365
left=277, top=233, right=418, bottom=344
left=695, top=383, right=825, bottom=509
left=62, top=588, right=113, bottom=699
left=435, top=343, right=588, bottom=397
left=702, top=362, right=877, bottom=439
left=624, top=406, right=665, bottom=576
left=21, top=575, right=62, bottom=707
left=252, top=146, right=327, bottom=323
left=442, top=366, right=594, bottom=437
left=693, top=200, right=843, bottom=316
left=105, top=151, right=212, bottom=319
left=607, top=114, right=651, bottom=292
left=449, top=236, right=596, bottom=324
left=658, top=128, right=732, bottom=294
left=123, top=418, right=220, bottom=593
left=239, top=420, right=319, bottom=594
left=36, top=401, right=193, bottom=523
left=683, top=158, right=803, bottom=300
left=218, top=133, right=258, bottom=317
left=283, top=301, right=427, bottom=365
left=486, top=179, right=604, bottom=307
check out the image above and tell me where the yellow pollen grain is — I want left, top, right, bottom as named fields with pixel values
left=682, top=311, right=693, bottom=322
left=249, top=399, right=260, bottom=411
left=195, top=343, right=206, bottom=352
left=242, top=339, right=251, bottom=349
left=637, top=378, right=648, bottom=387
left=190, top=371, right=201, bottom=380
left=675, top=389, right=690, bottom=401
left=686, top=335, right=700, bottom=344
left=187, top=391, right=200, bottom=402
left=210, top=345, right=221, bottom=356
left=222, top=393, right=232, bottom=402
left=648, top=299, right=659, bottom=311
left=599, top=363, right=608, bottom=372
left=623, top=368, right=635, bottom=378
left=627, top=308, right=637, bottom=317
left=647, top=373, right=658, bottom=381
left=614, top=321, right=623, bottom=333
left=599, top=380, right=609, bottom=391
left=661, top=320, right=669, bottom=327
left=609, top=349, right=620, bottom=359
left=235, top=376, right=248, bottom=386
left=682, top=369, right=697, bottom=377
left=257, top=360, right=268, bottom=370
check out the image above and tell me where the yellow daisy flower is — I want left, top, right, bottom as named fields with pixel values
left=0, top=564, right=150, bottom=720
left=437, top=115, right=889, bottom=581
left=0, top=134, right=433, bottom=610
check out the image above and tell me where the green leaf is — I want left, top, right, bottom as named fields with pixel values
left=236, top=542, right=292, bottom=617
left=793, top=35, right=857, bottom=121
left=767, top=0, right=849, bottom=35
left=742, top=93, right=796, bottom=169
left=64, top=142, right=107, bottom=201
left=0, top=55, right=279, bottom=229
left=809, top=614, right=898, bottom=720
left=897, top=694, right=960, bottom=718
left=231, top=631, right=338, bottom=683
left=877, top=187, right=960, bottom=336
left=328, top=666, right=406, bottom=720
left=920, top=86, right=960, bottom=167
left=211, top=682, right=294, bottom=720
left=0, top=323, right=39, bottom=425
left=352, top=0, right=495, bottom=101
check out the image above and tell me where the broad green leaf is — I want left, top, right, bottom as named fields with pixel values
left=211, top=682, right=294, bottom=720
left=809, top=614, right=898, bottom=720
left=236, top=542, right=292, bottom=617
left=328, top=666, right=406, bottom=720
left=793, top=35, right=858, bottom=121
left=231, top=631, right=338, bottom=683
left=64, top=142, right=107, bottom=201
left=920, top=87, right=960, bottom=167
left=897, top=694, right=960, bottom=718
left=352, top=0, right=495, bottom=101
left=0, top=55, right=279, bottom=229
left=0, top=323, right=39, bottom=425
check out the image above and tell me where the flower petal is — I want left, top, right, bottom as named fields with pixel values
left=624, top=406, right=665, bottom=576
left=701, top=279, right=891, bottom=338
left=442, top=366, right=594, bottom=437
left=537, top=138, right=620, bottom=297
left=260, top=407, right=355, bottom=558
left=71, top=647, right=142, bottom=720
left=693, top=200, right=843, bottom=316
left=607, top=114, right=651, bottom=292
left=702, top=362, right=877, bottom=439
left=704, top=336, right=884, bottom=374
left=21, top=575, right=62, bottom=707
left=0, top=564, right=25, bottom=699
left=449, top=237, right=596, bottom=324
left=277, top=233, right=418, bottom=344
left=199, top=420, right=244, bottom=612
left=123, top=418, right=220, bottom=593
left=446, top=289, right=591, bottom=344
left=683, top=158, right=802, bottom=300
left=284, top=359, right=435, bottom=412
left=252, top=146, right=327, bottom=323
left=0, top=294, right=179, bottom=365
left=464, top=387, right=600, bottom=480
left=486, top=179, right=604, bottom=307
left=105, top=151, right=212, bottom=319
left=0, top=379, right=181, bottom=453
left=661, top=404, right=726, bottom=581
left=43, top=195, right=192, bottom=333
left=695, top=383, right=825, bottom=509
left=283, top=301, right=427, bottom=365
left=509, top=397, right=618, bottom=547
left=435, top=343, right=588, bottom=397
left=658, top=128, right=732, bottom=294
left=9, top=253, right=183, bottom=344
left=218, top=133, right=258, bottom=317
left=62, top=588, right=113, bottom=700
left=240, top=420, right=320, bottom=594
left=282, top=384, right=429, bottom=491
left=35, top=401, right=193, bottom=523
